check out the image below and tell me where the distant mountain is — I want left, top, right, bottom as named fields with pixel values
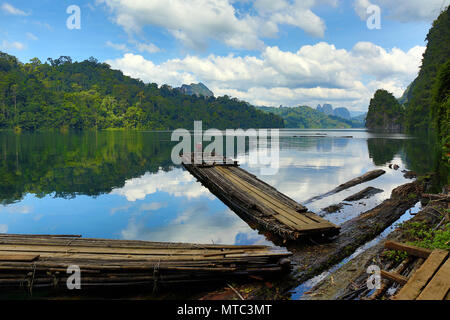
left=257, top=106, right=363, bottom=129
left=177, top=83, right=214, bottom=97
left=352, top=113, right=367, bottom=124
left=316, top=104, right=351, bottom=120
left=316, top=103, right=333, bottom=115
left=334, top=107, right=351, bottom=120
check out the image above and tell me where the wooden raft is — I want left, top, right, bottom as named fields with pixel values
left=381, top=241, right=450, bottom=300
left=181, top=154, right=340, bottom=241
left=0, top=234, right=291, bottom=290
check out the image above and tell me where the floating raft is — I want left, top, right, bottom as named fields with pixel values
left=182, top=153, right=340, bottom=241
left=0, top=234, right=291, bottom=290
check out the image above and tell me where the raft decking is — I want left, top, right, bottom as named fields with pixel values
left=0, top=234, right=291, bottom=290
left=381, top=241, right=449, bottom=300
left=182, top=154, right=340, bottom=241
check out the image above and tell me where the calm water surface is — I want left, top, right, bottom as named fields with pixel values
left=0, top=129, right=438, bottom=246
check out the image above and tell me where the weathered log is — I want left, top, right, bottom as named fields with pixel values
left=304, top=170, right=386, bottom=204
left=403, top=171, right=417, bottom=179
left=421, top=193, right=450, bottom=201
left=321, top=204, right=343, bottom=213
left=343, top=187, right=383, bottom=202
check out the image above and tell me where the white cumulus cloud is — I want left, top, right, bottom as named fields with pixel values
left=98, top=0, right=335, bottom=50
left=107, top=41, right=425, bottom=112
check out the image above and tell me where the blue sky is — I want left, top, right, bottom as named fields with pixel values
left=1, top=0, right=449, bottom=112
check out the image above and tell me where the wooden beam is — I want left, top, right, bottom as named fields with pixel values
left=380, top=270, right=408, bottom=285
left=384, top=241, right=432, bottom=258
left=0, top=254, right=40, bottom=262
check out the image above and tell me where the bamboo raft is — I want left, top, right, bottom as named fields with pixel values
left=0, top=234, right=292, bottom=291
left=181, top=153, right=340, bottom=241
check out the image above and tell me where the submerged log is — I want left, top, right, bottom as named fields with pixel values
left=321, top=204, right=344, bottom=213
left=403, top=171, right=417, bottom=179
left=343, top=187, right=383, bottom=202
left=304, top=170, right=386, bottom=204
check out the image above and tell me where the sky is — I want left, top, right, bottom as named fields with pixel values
left=0, top=0, right=449, bottom=113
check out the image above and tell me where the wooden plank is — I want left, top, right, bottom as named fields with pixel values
left=214, top=168, right=326, bottom=231
left=228, top=166, right=308, bottom=212
left=216, top=166, right=307, bottom=219
left=0, top=254, right=40, bottom=262
left=417, top=258, right=450, bottom=300
left=0, top=244, right=272, bottom=256
left=385, top=241, right=433, bottom=258
left=272, top=215, right=336, bottom=232
left=394, top=249, right=449, bottom=300
left=0, top=234, right=81, bottom=238
left=215, top=166, right=320, bottom=226
left=0, top=250, right=282, bottom=263
left=203, top=166, right=282, bottom=219
left=300, top=211, right=339, bottom=226
left=0, top=239, right=271, bottom=251
left=380, top=270, right=408, bottom=285
left=0, top=235, right=270, bottom=250
left=203, top=250, right=246, bottom=257
left=217, top=167, right=337, bottom=232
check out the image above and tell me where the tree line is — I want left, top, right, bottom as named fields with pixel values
left=0, top=52, right=284, bottom=131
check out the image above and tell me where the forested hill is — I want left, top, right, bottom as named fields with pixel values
left=403, top=7, right=450, bottom=134
left=257, top=106, right=364, bottom=128
left=365, top=89, right=404, bottom=131
left=0, top=53, right=284, bottom=130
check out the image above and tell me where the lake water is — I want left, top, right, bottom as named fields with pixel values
left=0, top=129, right=439, bottom=246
